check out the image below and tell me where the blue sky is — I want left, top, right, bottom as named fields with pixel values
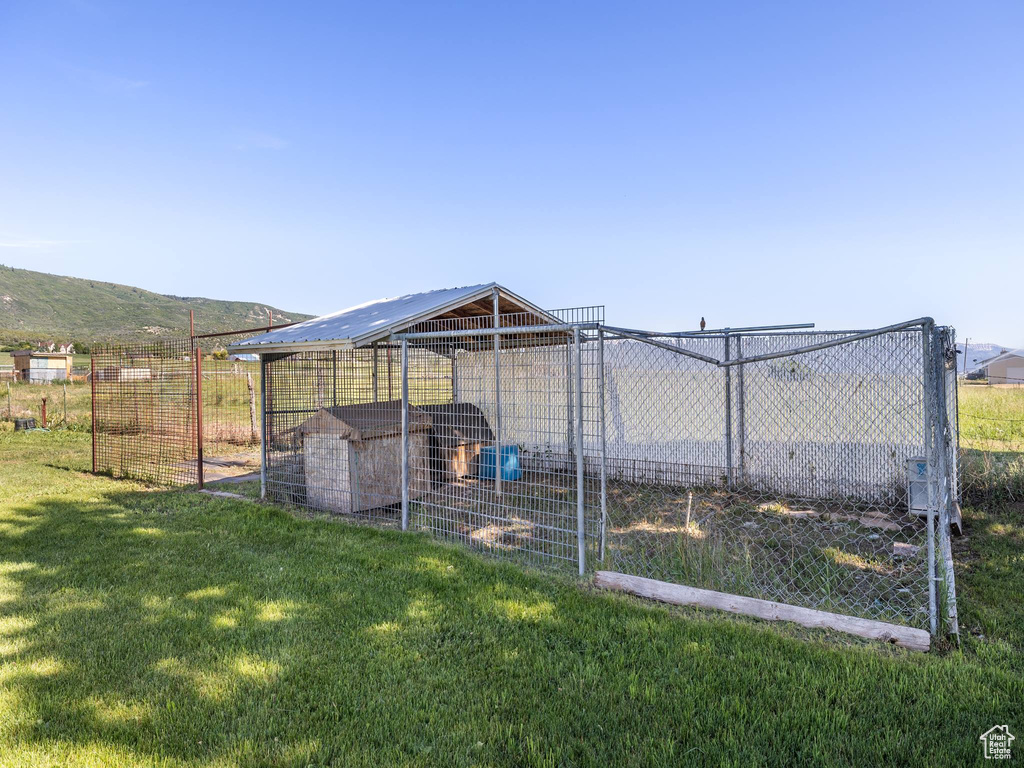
left=1, top=1, right=1021, bottom=344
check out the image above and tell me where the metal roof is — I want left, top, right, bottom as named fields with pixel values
left=228, top=282, right=558, bottom=353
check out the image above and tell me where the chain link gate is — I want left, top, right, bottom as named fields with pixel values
left=598, top=320, right=958, bottom=640
left=95, top=305, right=958, bottom=644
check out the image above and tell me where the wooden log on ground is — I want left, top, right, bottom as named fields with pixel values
left=198, top=489, right=248, bottom=500
left=594, top=571, right=930, bottom=652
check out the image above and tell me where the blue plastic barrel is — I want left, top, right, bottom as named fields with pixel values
left=478, top=445, right=521, bottom=482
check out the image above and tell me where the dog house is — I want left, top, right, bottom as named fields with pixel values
left=300, top=399, right=432, bottom=514
left=228, top=282, right=962, bottom=640
left=419, top=402, right=495, bottom=486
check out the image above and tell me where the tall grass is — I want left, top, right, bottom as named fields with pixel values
left=958, top=384, right=1024, bottom=501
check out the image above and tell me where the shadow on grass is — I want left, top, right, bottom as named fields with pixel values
left=0, top=487, right=590, bottom=766
left=0, top=486, right=1021, bottom=767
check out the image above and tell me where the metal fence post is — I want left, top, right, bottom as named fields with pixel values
left=332, top=349, right=338, bottom=407
left=598, top=327, right=608, bottom=562
left=401, top=337, right=410, bottom=531
left=566, top=340, right=574, bottom=472
left=371, top=344, right=378, bottom=403
left=492, top=288, right=503, bottom=498
left=90, top=356, right=97, bottom=473
left=259, top=355, right=267, bottom=500
left=574, top=326, right=586, bottom=575
left=195, top=346, right=204, bottom=490
left=724, top=334, right=733, bottom=489
left=921, top=322, right=937, bottom=636
left=450, top=344, right=458, bottom=403
left=735, top=335, right=746, bottom=485
left=932, top=327, right=960, bottom=638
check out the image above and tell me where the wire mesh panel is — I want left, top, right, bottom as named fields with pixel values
left=200, top=359, right=262, bottom=457
left=261, top=316, right=604, bottom=570
left=601, top=326, right=954, bottom=631
left=406, top=324, right=602, bottom=568
left=253, top=313, right=957, bottom=635
left=92, top=338, right=198, bottom=485
left=264, top=348, right=410, bottom=526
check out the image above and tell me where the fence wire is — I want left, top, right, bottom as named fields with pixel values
left=97, top=314, right=960, bottom=636
left=93, top=338, right=263, bottom=485
left=601, top=328, right=952, bottom=631
left=92, top=338, right=198, bottom=485
left=259, top=318, right=957, bottom=633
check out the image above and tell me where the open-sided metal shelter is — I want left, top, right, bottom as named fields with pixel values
left=230, top=283, right=961, bottom=644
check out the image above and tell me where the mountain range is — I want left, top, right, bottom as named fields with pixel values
left=0, top=265, right=312, bottom=346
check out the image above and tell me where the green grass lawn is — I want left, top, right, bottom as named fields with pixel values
left=1, top=430, right=1022, bottom=766
left=959, top=384, right=1024, bottom=500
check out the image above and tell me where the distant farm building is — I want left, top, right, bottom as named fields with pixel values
left=96, top=366, right=153, bottom=383
left=982, top=349, right=1024, bottom=385
left=12, top=351, right=73, bottom=383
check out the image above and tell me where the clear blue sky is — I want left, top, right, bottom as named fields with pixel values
left=1, top=1, right=1021, bottom=344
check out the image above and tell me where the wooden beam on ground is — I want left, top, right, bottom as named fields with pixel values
left=198, top=489, right=249, bottom=501
left=594, top=571, right=930, bottom=652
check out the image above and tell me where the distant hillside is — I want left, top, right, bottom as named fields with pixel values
left=0, top=265, right=312, bottom=345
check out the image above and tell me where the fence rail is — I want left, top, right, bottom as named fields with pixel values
left=92, top=330, right=264, bottom=486
left=91, top=314, right=963, bottom=641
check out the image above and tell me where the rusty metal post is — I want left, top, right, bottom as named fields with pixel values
left=41, top=397, right=47, bottom=428
left=195, top=346, right=204, bottom=489
left=90, top=356, right=97, bottom=472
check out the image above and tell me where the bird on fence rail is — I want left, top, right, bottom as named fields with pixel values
left=700, top=317, right=706, bottom=331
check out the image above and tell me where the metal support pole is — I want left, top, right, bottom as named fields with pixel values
left=90, top=357, right=97, bottom=473
left=259, top=355, right=267, bottom=499
left=332, top=350, right=338, bottom=407
left=574, top=326, right=586, bottom=576
left=371, top=343, right=378, bottom=403
left=492, top=288, right=503, bottom=498
left=400, top=338, right=409, bottom=531
left=724, top=334, right=733, bottom=489
left=598, top=328, right=608, bottom=561
left=736, top=335, right=746, bottom=486
left=387, top=347, right=394, bottom=400
left=922, top=323, right=937, bottom=636
left=450, top=344, right=457, bottom=403
left=566, top=341, right=574, bottom=468
left=195, top=346, right=204, bottom=490
left=932, top=327, right=960, bottom=638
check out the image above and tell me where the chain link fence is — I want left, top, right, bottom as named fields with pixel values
left=89, top=307, right=961, bottom=639
left=257, top=314, right=958, bottom=637
left=602, top=326, right=958, bottom=633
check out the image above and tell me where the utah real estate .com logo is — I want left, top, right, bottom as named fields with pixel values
left=980, top=725, right=1014, bottom=760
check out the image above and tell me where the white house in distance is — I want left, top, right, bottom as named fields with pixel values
left=982, top=349, right=1024, bottom=385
